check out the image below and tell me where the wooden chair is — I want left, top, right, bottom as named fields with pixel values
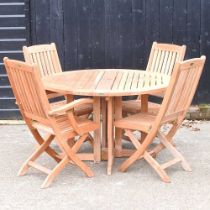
left=4, top=58, right=99, bottom=188
left=23, top=43, right=93, bottom=116
left=114, top=56, right=206, bottom=182
left=122, top=42, right=186, bottom=115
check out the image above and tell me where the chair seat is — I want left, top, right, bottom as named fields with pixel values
left=114, top=113, right=156, bottom=133
left=50, top=100, right=93, bottom=116
left=122, top=100, right=160, bottom=114
left=33, top=115, right=99, bottom=139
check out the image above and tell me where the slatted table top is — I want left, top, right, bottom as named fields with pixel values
left=43, top=69, right=170, bottom=97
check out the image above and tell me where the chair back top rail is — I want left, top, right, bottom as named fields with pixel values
left=23, top=43, right=62, bottom=77
left=4, top=58, right=51, bottom=122
left=158, top=56, right=206, bottom=124
left=146, top=42, right=186, bottom=76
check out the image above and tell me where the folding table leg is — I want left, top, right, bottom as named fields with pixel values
left=140, top=94, right=149, bottom=142
left=107, top=97, right=114, bottom=175
left=93, top=96, right=101, bottom=163
left=115, top=97, right=122, bottom=151
left=101, top=97, right=107, bottom=148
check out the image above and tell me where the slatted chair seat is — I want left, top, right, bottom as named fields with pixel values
left=122, top=42, right=186, bottom=115
left=115, top=113, right=156, bottom=133
left=115, top=56, right=206, bottom=183
left=122, top=100, right=160, bottom=115
left=33, top=116, right=98, bottom=139
left=4, top=58, right=99, bottom=188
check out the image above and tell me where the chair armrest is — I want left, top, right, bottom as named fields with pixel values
left=48, top=98, right=93, bottom=116
left=46, top=90, right=66, bottom=99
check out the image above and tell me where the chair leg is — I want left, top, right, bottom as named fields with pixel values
left=119, top=149, right=143, bottom=172
left=41, top=156, right=69, bottom=189
left=158, top=131, right=192, bottom=172
left=30, top=128, right=61, bottom=162
left=72, top=134, right=88, bottom=153
left=107, top=97, right=114, bottom=175
left=123, top=129, right=170, bottom=182
left=18, top=134, right=54, bottom=176
left=61, top=140, right=94, bottom=177
left=144, top=152, right=170, bottom=182
left=151, top=123, right=180, bottom=157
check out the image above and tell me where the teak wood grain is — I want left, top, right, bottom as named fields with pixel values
left=23, top=43, right=93, bottom=116
left=43, top=69, right=170, bottom=174
left=123, top=42, right=186, bottom=115
left=3, top=58, right=100, bottom=188
left=43, top=69, right=170, bottom=97
left=114, top=56, right=206, bottom=182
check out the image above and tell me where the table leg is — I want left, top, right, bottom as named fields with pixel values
left=93, top=97, right=101, bottom=163
left=107, top=97, right=114, bottom=175
left=115, top=97, right=122, bottom=152
left=101, top=97, right=107, bottom=148
left=141, top=94, right=149, bottom=141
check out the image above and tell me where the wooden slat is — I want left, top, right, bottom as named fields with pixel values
left=96, top=70, right=118, bottom=90
left=161, top=158, right=181, bottom=170
left=28, top=161, right=51, bottom=175
left=117, top=71, right=129, bottom=91
left=124, top=71, right=134, bottom=91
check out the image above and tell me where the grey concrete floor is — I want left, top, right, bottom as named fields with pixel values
left=0, top=122, right=210, bottom=210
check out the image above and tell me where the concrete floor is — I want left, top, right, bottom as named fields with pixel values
left=0, top=122, right=210, bottom=210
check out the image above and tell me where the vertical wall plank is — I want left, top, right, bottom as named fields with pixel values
left=117, top=0, right=133, bottom=68
left=173, top=0, right=187, bottom=45
left=159, top=0, right=173, bottom=43
left=91, top=0, right=105, bottom=68
left=200, top=0, right=210, bottom=103
left=145, top=0, right=160, bottom=59
left=77, top=0, right=92, bottom=69
left=187, top=0, right=201, bottom=59
left=104, top=0, right=120, bottom=68
left=132, top=0, right=146, bottom=68
left=63, top=0, right=78, bottom=70
left=35, top=0, right=50, bottom=44
left=30, top=0, right=37, bottom=43
left=49, top=0, right=64, bottom=67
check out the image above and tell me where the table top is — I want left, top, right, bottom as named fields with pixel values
left=43, top=69, right=170, bottom=97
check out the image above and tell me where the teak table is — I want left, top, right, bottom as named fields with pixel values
left=43, top=69, right=170, bottom=174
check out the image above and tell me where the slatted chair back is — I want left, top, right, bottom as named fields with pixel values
left=146, top=42, right=186, bottom=76
left=4, top=58, right=98, bottom=188
left=4, top=58, right=50, bottom=123
left=23, top=43, right=62, bottom=77
left=158, top=56, right=206, bottom=124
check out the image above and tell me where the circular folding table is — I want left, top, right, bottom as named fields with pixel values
left=43, top=69, right=170, bottom=174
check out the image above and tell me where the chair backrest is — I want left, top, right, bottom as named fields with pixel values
left=158, top=56, right=206, bottom=123
left=146, top=42, right=186, bottom=76
left=3, top=58, right=51, bottom=123
left=23, top=43, right=62, bottom=77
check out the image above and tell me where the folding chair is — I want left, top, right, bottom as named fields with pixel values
left=23, top=43, right=93, bottom=116
left=4, top=58, right=99, bottom=188
left=122, top=42, right=186, bottom=115
left=114, top=56, right=206, bottom=182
